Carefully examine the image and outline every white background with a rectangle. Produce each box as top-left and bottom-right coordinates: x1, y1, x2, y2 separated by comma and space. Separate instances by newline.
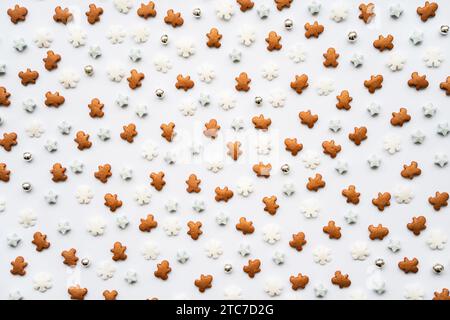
0, 0, 449, 300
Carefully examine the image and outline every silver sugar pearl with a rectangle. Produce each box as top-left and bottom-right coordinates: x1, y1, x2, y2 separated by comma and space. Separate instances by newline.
281, 164, 290, 175
160, 34, 169, 45
155, 89, 165, 99
440, 25, 449, 36
433, 263, 444, 274
0, 116, 4, 126
375, 258, 385, 268
192, 8, 201, 18
23, 152, 33, 162
22, 182, 32, 192
254, 96, 263, 105
347, 31, 358, 43
81, 258, 90, 267
224, 263, 233, 274
284, 18, 294, 30
84, 65, 94, 76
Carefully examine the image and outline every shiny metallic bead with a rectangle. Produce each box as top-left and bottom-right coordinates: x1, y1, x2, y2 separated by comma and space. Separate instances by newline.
284, 18, 294, 30
81, 258, 90, 267
192, 8, 201, 18
224, 263, 233, 274
84, 65, 94, 76
281, 164, 290, 175
23, 152, 33, 162
440, 25, 449, 35
254, 96, 263, 105
22, 182, 32, 192
160, 34, 169, 45
375, 258, 385, 268
433, 263, 444, 274
0, 116, 4, 126
347, 31, 358, 43
155, 89, 165, 99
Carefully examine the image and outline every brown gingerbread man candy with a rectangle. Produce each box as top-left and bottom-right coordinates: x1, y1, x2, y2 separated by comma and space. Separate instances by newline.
401, 161, 421, 179
43, 51, 61, 71
206, 28, 222, 48
428, 191, 449, 211
323, 221, 342, 239
175, 74, 194, 91
18, 68, 39, 86
51, 163, 67, 182
417, 1, 438, 22
215, 186, 233, 202
252, 114, 271, 130
348, 127, 368, 145
154, 260, 171, 280
398, 257, 419, 273
194, 275, 213, 292
0, 163, 11, 182
0, 132, 17, 151
290, 273, 309, 290
342, 185, 360, 204
331, 271, 351, 288
68, 285, 88, 300
204, 119, 220, 139
440, 76, 450, 95
7, 5, 28, 24
137, 2, 156, 19
275, 0, 292, 10
265, 31, 282, 51
187, 221, 203, 240
53, 6, 72, 24
236, 217, 255, 234
307, 173, 325, 191
10, 256, 27, 276
86, 4, 103, 24
186, 174, 201, 193
252, 162, 271, 178
150, 171, 166, 191
88, 98, 104, 118
237, 0, 254, 12
373, 34, 394, 51
235, 72, 251, 91
433, 289, 450, 300
160, 122, 175, 142
103, 290, 118, 300
227, 141, 242, 160
127, 69, 145, 89
104, 193, 122, 212
364, 75, 383, 93
336, 90, 352, 110
94, 164, 112, 183
289, 232, 307, 251
45, 91, 65, 107
164, 9, 183, 27
243, 259, 261, 278
111, 242, 127, 261
263, 196, 279, 215
0, 87, 11, 106
139, 214, 158, 232
304, 21, 324, 38
408, 72, 429, 90
61, 248, 78, 266
74, 131, 92, 150
299, 110, 318, 128
372, 192, 391, 211
407, 216, 426, 235
290, 74, 309, 94
391, 108, 411, 127
32, 232, 50, 251
120, 123, 138, 143
359, 3, 375, 23
284, 138, 303, 156
323, 48, 339, 68
368, 224, 389, 240
322, 140, 341, 158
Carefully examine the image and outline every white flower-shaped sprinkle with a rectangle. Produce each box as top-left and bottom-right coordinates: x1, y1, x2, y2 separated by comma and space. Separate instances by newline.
163, 217, 181, 236
236, 178, 254, 197
264, 278, 283, 297
301, 150, 321, 169
268, 89, 286, 108
75, 185, 93, 204
387, 53, 406, 71
141, 141, 159, 161
176, 40, 195, 58
96, 261, 116, 280
114, 0, 133, 14
58, 69, 80, 89
198, 64, 216, 83
300, 198, 320, 218
26, 121, 45, 138
33, 273, 53, 292
423, 47, 444, 68
134, 186, 152, 205
179, 100, 197, 116
141, 241, 160, 260
288, 44, 307, 63
107, 25, 127, 44
86, 216, 106, 236
153, 55, 172, 73
350, 242, 370, 260
131, 26, 149, 43
68, 26, 87, 47
34, 28, 53, 48
18, 209, 37, 228
313, 246, 332, 265
316, 78, 335, 96
383, 135, 401, 154
426, 230, 447, 250
238, 26, 256, 46
262, 224, 281, 244
216, 1, 235, 21
261, 62, 279, 81
218, 92, 236, 111
205, 240, 223, 259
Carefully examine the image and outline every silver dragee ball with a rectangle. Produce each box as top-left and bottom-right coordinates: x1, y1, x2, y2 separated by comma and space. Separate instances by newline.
348, 31, 358, 43
84, 65, 94, 76
192, 8, 201, 18
81, 258, 90, 267
284, 18, 294, 30
433, 263, 444, 274
23, 152, 33, 162
254, 96, 263, 106
160, 34, 169, 45
0, 116, 4, 126
440, 25, 449, 36
375, 258, 385, 268
22, 182, 32, 192
155, 89, 165, 99
224, 263, 233, 274
281, 164, 290, 175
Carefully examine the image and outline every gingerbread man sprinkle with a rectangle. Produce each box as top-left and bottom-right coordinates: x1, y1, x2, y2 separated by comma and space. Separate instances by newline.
194, 274, 213, 292
206, 28, 222, 48
243, 259, 261, 278
111, 242, 127, 261
265, 31, 282, 51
